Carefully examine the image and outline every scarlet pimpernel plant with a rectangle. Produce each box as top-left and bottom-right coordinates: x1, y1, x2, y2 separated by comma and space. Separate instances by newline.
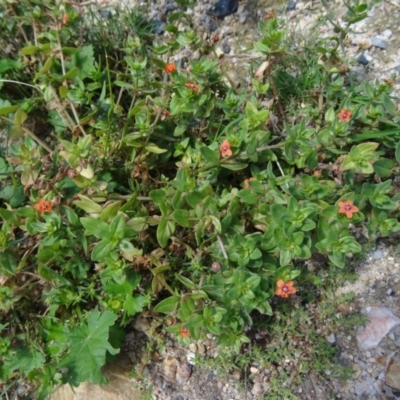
1, 0, 400, 397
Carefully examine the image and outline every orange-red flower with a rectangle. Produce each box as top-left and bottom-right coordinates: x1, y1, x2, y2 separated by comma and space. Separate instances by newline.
383, 78, 395, 86
219, 139, 232, 158
275, 280, 296, 298
62, 13, 69, 25
338, 200, 359, 218
264, 11, 276, 20
161, 109, 170, 120
165, 63, 176, 74
244, 177, 256, 188
184, 82, 199, 92
179, 327, 190, 338
34, 199, 53, 215
337, 108, 352, 123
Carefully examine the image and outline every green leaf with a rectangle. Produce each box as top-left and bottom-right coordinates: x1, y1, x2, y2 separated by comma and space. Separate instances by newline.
220, 160, 248, 171
74, 195, 103, 216
175, 274, 197, 290
154, 296, 180, 313
7, 345, 45, 374
109, 214, 125, 237
124, 295, 145, 316
149, 189, 166, 205
0, 185, 26, 207
60, 309, 119, 385
20, 45, 39, 55
0, 59, 23, 73
67, 45, 95, 78
186, 190, 208, 208
171, 209, 192, 227
91, 240, 115, 261
156, 218, 175, 247
373, 158, 394, 178
237, 189, 258, 205
200, 146, 219, 164
145, 143, 167, 154
0, 104, 20, 116
80, 217, 110, 239
0, 252, 18, 276
396, 141, 400, 165
126, 217, 148, 232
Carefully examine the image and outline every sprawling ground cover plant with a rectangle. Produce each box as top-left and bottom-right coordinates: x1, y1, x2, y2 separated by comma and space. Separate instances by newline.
0, 0, 399, 397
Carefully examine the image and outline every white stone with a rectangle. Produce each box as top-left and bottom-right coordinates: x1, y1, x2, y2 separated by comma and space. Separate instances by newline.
356, 307, 400, 350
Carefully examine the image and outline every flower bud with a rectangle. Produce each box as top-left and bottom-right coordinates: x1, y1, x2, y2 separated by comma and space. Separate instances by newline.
211, 262, 221, 272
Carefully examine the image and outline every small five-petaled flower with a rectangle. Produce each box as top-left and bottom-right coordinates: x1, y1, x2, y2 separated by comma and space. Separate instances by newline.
243, 177, 256, 188
337, 108, 352, 123
179, 327, 190, 338
219, 139, 232, 158
338, 200, 359, 218
34, 199, 53, 215
184, 82, 199, 92
275, 279, 296, 298
164, 63, 176, 74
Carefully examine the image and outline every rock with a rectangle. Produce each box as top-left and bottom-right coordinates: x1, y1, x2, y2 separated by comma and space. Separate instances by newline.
326, 334, 336, 344
100, 9, 113, 20
154, 20, 166, 35
207, 21, 218, 32
381, 29, 393, 39
215, 47, 224, 58
239, 11, 249, 24
162, 357, 178, 382
358, 54, 372, 66
371, 37, 387, 50
48, 354, 140, 400
187, 352, 196, 365
175, 361, 192, 384
251, 381, 263, 396
222, 43, 231, 54
207, 0, 238, 18
352, 363, 361, 379
354, 38, 372, 50
377, 356, 387, 366
373, 249, 383, 260
386, 356, 400, 390
286, 0, 297, 11
356, 307, 400, 350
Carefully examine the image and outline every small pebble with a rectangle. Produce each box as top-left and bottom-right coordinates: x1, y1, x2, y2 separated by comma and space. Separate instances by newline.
327, 334, 336, 344
222, 42, 231, 53
286, 0, 296, 11
208, 22, 218, 32
358, 54, 372, 65
381, 29, 392, 39
373, 249, 383, 260
371, 37, 387, 50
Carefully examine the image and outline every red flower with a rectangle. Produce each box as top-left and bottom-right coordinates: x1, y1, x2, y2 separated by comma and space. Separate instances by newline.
161, 109, 170, 120
184, 82, 199, 92
264, 11, 276, 20
219, 139, 232, 158
383, 78, 395, 86
34, 199, 53, 215
275, 280, 296, 298
179, 327, 190, 338
337, 108, 352, 123
338, 200, 359, 218
165, 63, 176, 74
62, 13, 69, 26
243, 177, 256, 188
